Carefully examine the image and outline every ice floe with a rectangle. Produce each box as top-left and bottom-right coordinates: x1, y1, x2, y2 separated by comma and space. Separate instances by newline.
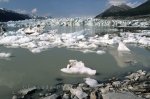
61, 60, 96, 75
118, 42, 130, 52
96, 50, 106, 55
0, 52, 11, 58
0, 18, 149, 55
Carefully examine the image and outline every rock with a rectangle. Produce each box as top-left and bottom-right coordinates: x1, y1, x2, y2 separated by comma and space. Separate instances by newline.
100, 87, 110, 94
84, 78, 98, 88
12, 95, 17, 99
112, 81, 121, 87
90, 91, 96, 99
82, 86, 91, 92
126, 73, 140, 81
62, 93, 70, 99
70, 87, 88, 99
72, 96, 79, 99
139, 75, 146, 81
102, 92, 144, 99
143, 81, 150, 87
78, 83, 87, 88
145, 94, 150, 99
137, 70, 146, 76
41, 94, 59, 99
18, 86, 37, 95
63, 84, 73, 91
39, 93, 45, 97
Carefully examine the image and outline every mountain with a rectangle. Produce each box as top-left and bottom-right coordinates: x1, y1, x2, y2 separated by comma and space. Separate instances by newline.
122, 0, 150, 17
0, 8, 31, 22
95, 4, 132, 18
95, 0, 150, 18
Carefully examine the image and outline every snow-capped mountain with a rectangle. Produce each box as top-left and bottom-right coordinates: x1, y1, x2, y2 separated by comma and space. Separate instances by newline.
95, 0, 150, 18
95, 4, 131, 18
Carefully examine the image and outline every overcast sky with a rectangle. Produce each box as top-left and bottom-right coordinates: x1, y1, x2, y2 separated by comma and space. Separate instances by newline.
0, 0, 147, 17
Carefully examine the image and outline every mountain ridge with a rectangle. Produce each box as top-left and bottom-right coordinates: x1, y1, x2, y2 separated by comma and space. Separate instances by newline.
95, 0, 150, 19
0, 8, 31, 22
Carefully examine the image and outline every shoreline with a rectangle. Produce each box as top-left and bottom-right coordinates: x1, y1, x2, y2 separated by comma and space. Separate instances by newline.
13, 70, 150, 99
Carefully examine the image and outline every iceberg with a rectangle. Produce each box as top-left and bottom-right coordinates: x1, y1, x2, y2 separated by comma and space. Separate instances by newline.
61, 60, 96, 75
118, 42, 130, 52
96, 50, 106, 55
0, 52, 11, 58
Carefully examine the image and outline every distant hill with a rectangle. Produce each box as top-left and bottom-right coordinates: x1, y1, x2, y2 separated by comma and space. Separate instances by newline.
95, 4, 131, 18
0, 8, 31, 22
95, 0, 150, 18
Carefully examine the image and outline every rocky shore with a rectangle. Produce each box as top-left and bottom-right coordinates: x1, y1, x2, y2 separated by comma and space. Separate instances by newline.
12, 70, 150, 99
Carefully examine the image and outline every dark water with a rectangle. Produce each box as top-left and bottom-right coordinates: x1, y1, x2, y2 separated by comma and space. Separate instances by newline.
0, 45, 150, 99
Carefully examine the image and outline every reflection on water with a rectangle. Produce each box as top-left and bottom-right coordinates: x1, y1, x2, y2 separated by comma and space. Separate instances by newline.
50, 26, 117, 34
109, 46, 137, 68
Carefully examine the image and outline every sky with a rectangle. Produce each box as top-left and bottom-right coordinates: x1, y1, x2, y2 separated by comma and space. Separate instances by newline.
0, 0, 147, 17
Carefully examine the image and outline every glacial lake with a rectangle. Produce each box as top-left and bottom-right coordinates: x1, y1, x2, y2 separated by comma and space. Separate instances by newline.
0, 45, 150, 99
0, 25, 150, 99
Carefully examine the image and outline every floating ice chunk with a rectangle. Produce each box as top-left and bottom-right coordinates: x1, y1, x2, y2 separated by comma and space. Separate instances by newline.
96, 50, 106, 55
118, 42, 130, 52
0, 52, 11, 58
139, 38, 150, 45
76, 35, 85, 40
103, 34, 109, 40
70, 87, 88, 99
61, 60, 96, 75
15, 37, 31, 44
24, 28, 35, 34
81, 49, 95, 53
20, 42, 37, 48
30, 48, 43, 53
84, 78, 98, 87
23, 26, 43, 34
0, 36, 19, 45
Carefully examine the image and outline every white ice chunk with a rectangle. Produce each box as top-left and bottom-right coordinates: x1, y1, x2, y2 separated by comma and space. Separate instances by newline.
61, 60, 96, 75
118, 42, 130, 52
96, 50, 106, 55
81, 49, 95, 53
0, 36, 19, 45
0, 52, 11, 58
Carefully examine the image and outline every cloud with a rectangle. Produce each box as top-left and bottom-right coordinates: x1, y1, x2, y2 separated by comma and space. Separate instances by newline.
31, 8, 37, 14
108, 0, 146, 8
0, 0, 9, 2
108, 0, 128, 6
127, 2, 142, 8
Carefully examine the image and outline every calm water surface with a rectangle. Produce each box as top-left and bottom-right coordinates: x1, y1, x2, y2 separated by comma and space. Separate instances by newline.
0, 46, 150, 99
